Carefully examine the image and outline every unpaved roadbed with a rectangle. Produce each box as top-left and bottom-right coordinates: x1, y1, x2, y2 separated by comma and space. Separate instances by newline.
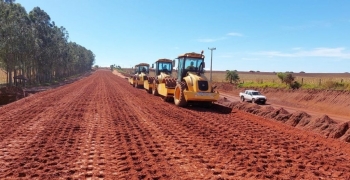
0, 70, 349, 179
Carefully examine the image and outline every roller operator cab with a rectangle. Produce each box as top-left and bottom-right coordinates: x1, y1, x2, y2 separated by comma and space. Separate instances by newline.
129, 63, 149, 88
144, 59, 173, 94
174, 51, 220, 107
148, 59, 177, 101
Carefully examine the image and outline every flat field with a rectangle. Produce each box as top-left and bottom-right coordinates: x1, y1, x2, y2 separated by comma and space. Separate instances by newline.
123, 68, 350, 85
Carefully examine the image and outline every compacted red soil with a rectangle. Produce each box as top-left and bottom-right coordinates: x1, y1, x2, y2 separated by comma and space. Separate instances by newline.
0, 70, 350, 179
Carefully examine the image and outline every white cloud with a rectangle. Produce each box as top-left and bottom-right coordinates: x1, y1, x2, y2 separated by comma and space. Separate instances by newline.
227, 32, 243, 37
257, 47, 350, 59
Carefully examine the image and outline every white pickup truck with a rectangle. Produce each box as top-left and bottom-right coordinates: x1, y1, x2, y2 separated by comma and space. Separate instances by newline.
239, 90, 267, 104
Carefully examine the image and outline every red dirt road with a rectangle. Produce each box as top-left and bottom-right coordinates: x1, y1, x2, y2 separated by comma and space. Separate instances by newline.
1, 70, 350, 179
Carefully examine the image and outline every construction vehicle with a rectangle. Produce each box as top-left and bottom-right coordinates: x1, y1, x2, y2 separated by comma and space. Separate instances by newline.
128, 63, 150, 88
145, 59, 176, 100
172, 51, 220, 107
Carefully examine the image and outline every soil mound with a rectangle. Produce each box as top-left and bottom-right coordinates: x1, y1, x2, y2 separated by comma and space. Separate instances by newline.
329, 122, 350, 139
257, 106, 275, 116
214, 98, 238, 114
214, 82, 235, 92
216, 100, 350, 143
0, 86, 25, 105
339, 128, 350, 142
264, 107, 291, 121
286, 111, 311, 127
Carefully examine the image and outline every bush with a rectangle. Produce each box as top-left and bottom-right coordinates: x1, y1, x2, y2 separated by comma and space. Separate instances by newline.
323, 80, 344, 90
290, 81, 302, 89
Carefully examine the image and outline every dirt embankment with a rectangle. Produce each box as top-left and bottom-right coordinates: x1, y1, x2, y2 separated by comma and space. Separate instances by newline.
214, 83, 350, 117
214, 82, 350, 143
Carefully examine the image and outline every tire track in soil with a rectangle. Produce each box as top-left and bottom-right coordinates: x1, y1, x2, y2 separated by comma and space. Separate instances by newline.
0, 74, 96, 179
110, 71, 350, 179
0, 70, 350, 179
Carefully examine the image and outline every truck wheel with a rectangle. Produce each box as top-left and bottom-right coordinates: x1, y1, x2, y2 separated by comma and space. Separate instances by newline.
174, 82, 187, 107
241, 96, 245, 102
152, 82, 158, 96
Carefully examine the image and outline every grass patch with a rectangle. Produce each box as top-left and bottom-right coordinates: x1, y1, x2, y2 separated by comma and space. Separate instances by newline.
238, 82, 287, 89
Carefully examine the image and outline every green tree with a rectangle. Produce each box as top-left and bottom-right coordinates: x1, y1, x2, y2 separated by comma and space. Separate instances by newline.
276, 72, 300, 89
0, 1, 95, 86
225, 70, 240, 84
284, 73, 295, 85
277, 72, 287, 83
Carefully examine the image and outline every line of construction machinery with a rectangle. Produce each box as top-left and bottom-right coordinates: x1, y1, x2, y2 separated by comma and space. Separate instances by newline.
128, 51, 219, 107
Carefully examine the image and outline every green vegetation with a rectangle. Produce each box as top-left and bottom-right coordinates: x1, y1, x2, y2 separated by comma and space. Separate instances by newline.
0, 1, 95, 86
238, 81, 287, 88
110, 64, 122, 71
225, 70, 240, 84
276, 72, 301, 89
237, 79, 350, 90
208, 70, 350, 91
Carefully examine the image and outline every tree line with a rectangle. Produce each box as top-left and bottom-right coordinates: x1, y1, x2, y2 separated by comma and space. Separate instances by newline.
0, 0, 95, 86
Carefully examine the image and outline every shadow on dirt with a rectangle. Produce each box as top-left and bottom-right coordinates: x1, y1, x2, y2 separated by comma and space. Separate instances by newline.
184, 97, 235, 114
186, 103, 233, 114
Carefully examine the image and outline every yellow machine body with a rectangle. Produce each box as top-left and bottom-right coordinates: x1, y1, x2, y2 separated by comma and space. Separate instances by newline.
156, 73, 176, 98
147, 59, 176, 98
129, 63, 150, 88
173, 51, 220, 107
181, 72, 219, 102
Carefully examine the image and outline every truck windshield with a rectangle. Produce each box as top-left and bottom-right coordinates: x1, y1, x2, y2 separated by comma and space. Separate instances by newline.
252, 92, 261, 95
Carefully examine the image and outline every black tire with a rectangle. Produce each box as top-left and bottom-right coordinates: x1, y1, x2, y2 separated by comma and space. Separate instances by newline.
241, 96, 245, 102
152, 82, 158, 96
174, 82, 187, 107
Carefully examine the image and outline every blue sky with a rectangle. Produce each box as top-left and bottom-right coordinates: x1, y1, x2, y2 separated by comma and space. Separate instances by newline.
19, 0, 350, 73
